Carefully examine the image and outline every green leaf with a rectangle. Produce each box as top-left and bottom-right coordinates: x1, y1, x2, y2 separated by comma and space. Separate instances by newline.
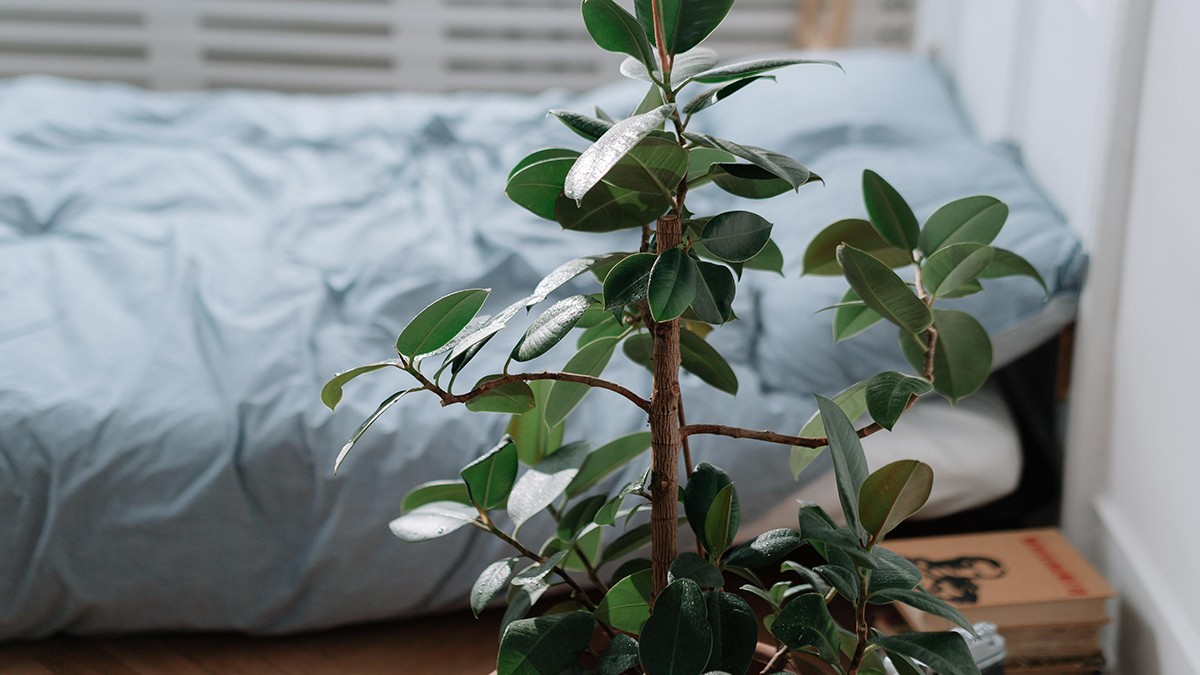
701, 211, 773, 263
771, 593, 841, 665
597, 634, 641, 675
557, 495, 608, 542
506, 381, 564, 466
388, 502, 478, 542
512, 295, 594, 362
649, 247, 700, 321
791, 380, 868, 479
507, 441, 590, 528
833, 288, 884, 342
595, 476, 647, 526
396, 289, 491, 359
322, 360, 402, 412
563, 524, 605, 572
837, 244, 932, 335
899, 309, 992, 403
919, 195, 1008, 255
460, 436, 519, 510
400, 480, 471, 513
595, 569, 654, 633
690, 260, 737, 325
871, 587, 974, 633
578, 314, 625, 347
564, 104, 676, 202
566, 431, 652, 497
499, 581, 546, 639
669, 552, 725, 588
601, 522, 655, 564
865, 371, 933, 431
582, 0, 656, 70
690, 57, 841, 84
859, 460, 933, 543
333, 388, 415, 473
544, 336, 620, 428
604, 137, 689, 203
742, 239, 785, 275
866, 547, 923, 597
979, 247, 1047, 294
506, 149, 580, 221
795, 505, 876, 569
683, 76, 774, 115
497, 611, 596, 675
638, 579, 713, 675
554, 180, 667, 232
870, 633, 981, 675
722, 529, 804, 569
815, 559, 859, 604
684, 132, 811, 190
803, 218, 912, 276
634, 0, 734, 55
704, 483, 739, 558
704, 592, 757, 675
816, 394, 869, 538
466, 378, 537, 414
471, 557, 518, 617
687, 147, 738, 183
684, 463, 733, 552
603, 252, 656, 309
548, 109, 612, 143
862, 170, 919, 252
512, 550, 568, 587
705, 163, 798, 199
680, 328, 739, 395
922, 243, 995, 298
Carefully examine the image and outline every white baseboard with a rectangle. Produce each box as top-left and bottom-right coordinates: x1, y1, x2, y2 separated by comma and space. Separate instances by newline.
1094, 496, 1200, 674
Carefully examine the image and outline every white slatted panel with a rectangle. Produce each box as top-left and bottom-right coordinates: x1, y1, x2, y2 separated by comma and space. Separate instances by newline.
0, 0, 810, 92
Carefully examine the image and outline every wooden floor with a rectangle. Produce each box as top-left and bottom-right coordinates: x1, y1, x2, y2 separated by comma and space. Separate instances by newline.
0, 610, 502, 674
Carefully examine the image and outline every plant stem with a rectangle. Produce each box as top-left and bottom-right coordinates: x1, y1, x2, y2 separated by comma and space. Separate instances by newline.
760, 645, 790, 675
846, 571, 872, 675
408, 367, 651, 412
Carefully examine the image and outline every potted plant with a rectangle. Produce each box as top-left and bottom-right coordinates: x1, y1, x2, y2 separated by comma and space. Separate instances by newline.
322, 0, 1042, 672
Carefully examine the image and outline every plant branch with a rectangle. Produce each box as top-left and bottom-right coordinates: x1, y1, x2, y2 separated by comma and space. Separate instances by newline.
760, 645, 791, 675
847, 571, 871, 675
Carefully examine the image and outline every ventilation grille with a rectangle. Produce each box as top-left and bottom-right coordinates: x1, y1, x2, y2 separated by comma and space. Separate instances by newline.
0, 0, 808, 92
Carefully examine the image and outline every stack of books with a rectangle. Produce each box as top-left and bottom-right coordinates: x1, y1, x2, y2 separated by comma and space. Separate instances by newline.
885, 528, 1113, 674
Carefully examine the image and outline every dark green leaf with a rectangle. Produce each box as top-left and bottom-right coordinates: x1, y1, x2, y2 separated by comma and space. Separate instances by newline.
595, 569, 654, 633
548, 109, 613, 142
705, 162, 800, 199
701, 211, 773, 263
865, 371, 933, 431
862, 170, 919, 252
595, 479, 645, 526
333, 388, 415, 473
870, 633, 981, 675
638, 579, 713, 675
780, 561, 831, 596
680, 328, 739, 395
683, 76, 774, 115
601, 522, 656, 564
723, 529, 803, 569
871, 587, 974, 633
690, 57, 841, 84
604, 252, 656, 309
684, 132, 811, 189
815, 395, 869, 538
791, 380, 867, 479
507, 441, 590, 528
979, 247, 1047, 294
566, 432, 652, 497
899, 309, 992, 403
321, 360, 402, 411
859, 461, 933, 543
557, 495, 608, 541
814, 560, 859, 603
388, 502, 478, 542
623, 332, 654, 370
396, 288, 491, 359
687, 147, 738, 182
577, 315, 625, 347
833, 288, 884, 342
704, 592, 757, 675
837, 244, 932, 335
611, 558, 653, 587
597, 634, 641, 675
796, 505, 875, 569
866, 548, 923, 596
512, 295, 594, 362
471, 557, 518, 617
685, 463, 733, 552
499, 582, 547, 639
634, 0, 734, 55
803, 218, 912, 276
581, 0, 656, 69
544, 336, 620, 427
605, 137, 689, 202
704, 483, 739, 557
771, 593, 841, 665
690, 260, 737, 324
497, 611, 596, 675
565, 104, 676, 202
466, 379, 537, 414
939, 279, 983, 299
919, 195, 1008, 255
921, 243, 995, 299
649, 247, 700, 321
400, 480, 471, 513
669, 552, 725, 588
506, 149, 580, 221
461, 436, 519, 510
555, 180, 666, 232
512, 550, 568, 587
742, 238, 785, 275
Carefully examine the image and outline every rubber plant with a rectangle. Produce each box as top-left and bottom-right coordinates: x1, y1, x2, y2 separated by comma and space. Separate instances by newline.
322, 1, 1043, 673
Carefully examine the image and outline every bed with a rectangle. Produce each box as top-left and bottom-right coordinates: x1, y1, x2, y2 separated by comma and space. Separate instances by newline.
0, 27, 1085, 640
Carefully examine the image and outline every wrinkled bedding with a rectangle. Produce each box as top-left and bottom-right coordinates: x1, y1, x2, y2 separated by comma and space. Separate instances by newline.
0, 52, 1085, 638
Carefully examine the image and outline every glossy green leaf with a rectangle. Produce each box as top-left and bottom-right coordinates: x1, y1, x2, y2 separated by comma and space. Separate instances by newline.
649, 247, 700, 321
601, 522, 655, 563
566, 431, 652, 497
604, 137, 689, 202
834, 288, 884, 342
506, 441, 590, 528
687, 147, 738, 182
497, 611, 596, 675
597, 634, 641, 675
865, 371, 933, 431
815, 558, 859, 603
704, 483, 740, 557
866, 547, 923, 596
634, 0, 734, 55
471, 557, 518, 617
919, 195, 1008, 255
544, 336, 620, 428
862, 170, 919, 252
900, 309, 992, 403
506, 149, 580, 221
704, 592, 757, 675
771, 593, 841, 665
512, 295, 594, 362
741, 238, 784, 275
603, 252, 656, 309
980, 247, 1047, 294
638, 579, 713, 675
859, 460, 933, 542
548, 109, 613, 142
791, 380, 867, 479
689, 260, 737, 324
700, 211, 773, 263
870, 632, 981, 675
557, 495, 607, 542
498, 581, 546, 639
333, 388, 415, 474
837, 244, 932, 335
679, 329, 739, 395
512, 550, 568, 587
816, 394, 869, 538
396, 288, 490, 359
466, 378, 537, 414
682, 76, 774, 115
622, 332, 654, 370
722, 528, 803, 569
563, 523, 605, 572
795, 505, 876, 569
690, 57, 841, 84
669, 552, 725, 587
582, 0, 656, 70
554, 180, 667, 232
460, 437, 519, 510
577, 315, 625, 347
594, 481, 640, 526
400, 480, 471, 513
388, 502, 478, 543
871, 587, 974, 633
922, 243, 995, 298
705, 163, 799, 199
507, 380, 564, 466
321, 360, 403, 411
803, 218, 912, 276
684, 463, 733, 552
595, 569, 654, 633
564, 104, 675, 202
684, 132, 811, 190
